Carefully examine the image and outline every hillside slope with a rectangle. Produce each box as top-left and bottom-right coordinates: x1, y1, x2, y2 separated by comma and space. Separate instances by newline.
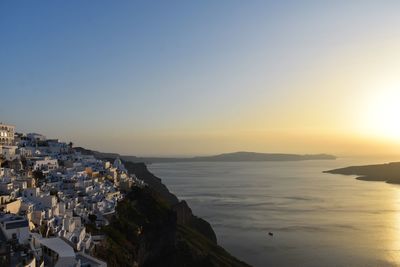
76, 147, 250, 266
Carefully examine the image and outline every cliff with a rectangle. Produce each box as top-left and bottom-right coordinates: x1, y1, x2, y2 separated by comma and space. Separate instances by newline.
76, 147, 249, 266
123, 161, 179, 206
94, 187, 249, 267
123, 161, 218, 244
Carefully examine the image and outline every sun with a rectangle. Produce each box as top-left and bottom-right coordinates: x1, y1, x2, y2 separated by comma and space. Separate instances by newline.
362, 87, 400, 141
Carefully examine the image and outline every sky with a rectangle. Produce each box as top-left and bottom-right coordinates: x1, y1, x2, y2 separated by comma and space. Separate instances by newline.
2, 1, 400, 156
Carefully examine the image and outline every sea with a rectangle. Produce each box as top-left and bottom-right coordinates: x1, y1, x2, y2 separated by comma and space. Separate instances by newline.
148, 156, 400, 267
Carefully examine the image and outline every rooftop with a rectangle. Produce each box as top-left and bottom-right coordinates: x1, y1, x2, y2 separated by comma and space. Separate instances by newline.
36, 237, 75, 258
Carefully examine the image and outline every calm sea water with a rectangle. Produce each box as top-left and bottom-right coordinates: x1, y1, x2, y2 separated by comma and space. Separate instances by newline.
149, 157, 400, 267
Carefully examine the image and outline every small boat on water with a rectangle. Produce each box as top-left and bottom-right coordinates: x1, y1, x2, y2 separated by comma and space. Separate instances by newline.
268, 232, 274, 236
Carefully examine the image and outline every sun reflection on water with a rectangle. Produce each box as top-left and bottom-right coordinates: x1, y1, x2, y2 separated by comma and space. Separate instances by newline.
385, 188, 400, 265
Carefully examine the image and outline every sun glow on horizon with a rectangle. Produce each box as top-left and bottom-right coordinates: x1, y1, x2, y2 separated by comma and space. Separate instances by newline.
361, 86, 400, 142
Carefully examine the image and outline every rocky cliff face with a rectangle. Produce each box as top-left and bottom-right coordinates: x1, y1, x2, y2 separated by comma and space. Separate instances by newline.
124, 162, 179, 205
173, 200, 217, 244
76, 147, 250, 266
94, 186, 249, 267
124, 162, 218, 244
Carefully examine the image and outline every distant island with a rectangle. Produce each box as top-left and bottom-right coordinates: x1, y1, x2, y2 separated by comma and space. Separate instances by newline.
325, 162, 400, 184
119, 151, 336, 164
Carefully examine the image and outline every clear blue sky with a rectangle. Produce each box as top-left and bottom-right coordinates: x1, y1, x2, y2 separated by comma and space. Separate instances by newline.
2, 1, 400, 156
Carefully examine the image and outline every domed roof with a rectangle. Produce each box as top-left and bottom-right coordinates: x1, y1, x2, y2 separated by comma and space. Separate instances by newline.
113, 158, 126, 172
114, 157, 122, 166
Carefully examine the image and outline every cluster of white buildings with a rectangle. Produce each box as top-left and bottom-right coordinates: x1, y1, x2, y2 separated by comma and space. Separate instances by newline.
0, 123, 144, 267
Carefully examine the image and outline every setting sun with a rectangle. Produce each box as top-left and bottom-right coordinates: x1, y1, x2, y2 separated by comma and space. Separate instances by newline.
362, 87, 400, 141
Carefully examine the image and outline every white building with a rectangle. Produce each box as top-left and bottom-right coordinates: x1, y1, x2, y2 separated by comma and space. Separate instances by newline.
47, 139, 68, 154
0, 145, 17, 160
27, 133, 46, 142
31, 234, 79, 267
0, 123, 15, 146
33, 157, 59, 172
59, 215, 92, 251
23, 188, 58, 214
0, 213, 30, 244
18, 147, 33, 157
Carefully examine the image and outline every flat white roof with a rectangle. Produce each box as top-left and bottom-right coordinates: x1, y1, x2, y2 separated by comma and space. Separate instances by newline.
37, 237, 75, 258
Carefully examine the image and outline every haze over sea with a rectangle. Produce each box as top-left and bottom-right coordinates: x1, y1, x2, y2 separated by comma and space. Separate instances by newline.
149, 156, 400, 267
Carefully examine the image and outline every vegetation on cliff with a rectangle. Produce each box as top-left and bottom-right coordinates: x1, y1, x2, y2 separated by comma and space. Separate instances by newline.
94, 186, 250, 267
